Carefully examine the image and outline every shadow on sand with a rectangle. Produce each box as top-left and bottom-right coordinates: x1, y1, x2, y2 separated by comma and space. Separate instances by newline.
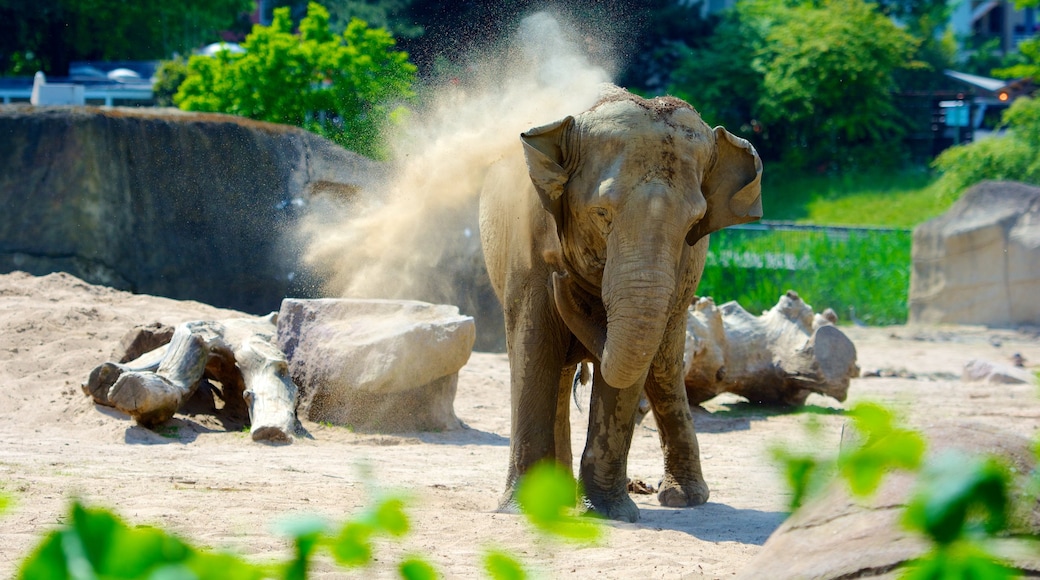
630, 502, 787, 545
692, 402, 846, 434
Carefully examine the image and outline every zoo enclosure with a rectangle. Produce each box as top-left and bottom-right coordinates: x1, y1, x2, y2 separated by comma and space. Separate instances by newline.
700, 222, 913, 326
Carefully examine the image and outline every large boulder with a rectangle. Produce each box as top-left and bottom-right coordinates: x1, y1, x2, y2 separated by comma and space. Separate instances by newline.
737, 422, 1040, 579
909, 181, 1040, 327
276, 298, 474, 432
0, 106, 378, 314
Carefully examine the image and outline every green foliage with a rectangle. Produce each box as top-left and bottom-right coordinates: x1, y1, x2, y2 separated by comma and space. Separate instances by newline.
670, 0, 918, 170
14, 462, 604, 578
0, 0, 253, 75
773, 401, 1036, 578
931, 97, 1040, 203
483, 550, 527, 580
771, 403, 923, 510
175, 2, 417, 158
993, 37, 1040, 82
153, 58, 190, 108
903, 452, 1009, 545
699, 226, 912, 326
515, 461, 602, 542
399, 557, 439, 580
18, 501, 239, 580
837, 402, 925, 496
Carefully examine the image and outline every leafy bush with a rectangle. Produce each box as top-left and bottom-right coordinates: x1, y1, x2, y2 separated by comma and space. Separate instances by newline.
175, 2, 417, 159
699, 226, 912, 325
152, 58, 190, 108
14, 460, 599, 579
931, 97, 1040, 203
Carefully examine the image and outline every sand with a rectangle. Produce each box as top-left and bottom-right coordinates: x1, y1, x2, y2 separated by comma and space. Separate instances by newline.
1, 270, 1038, 579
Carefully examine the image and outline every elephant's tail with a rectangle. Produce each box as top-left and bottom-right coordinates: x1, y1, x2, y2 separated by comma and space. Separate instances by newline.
571, 362, 591, 413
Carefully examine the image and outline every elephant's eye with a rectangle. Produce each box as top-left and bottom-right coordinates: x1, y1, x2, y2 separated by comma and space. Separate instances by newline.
589, 206, 613, 234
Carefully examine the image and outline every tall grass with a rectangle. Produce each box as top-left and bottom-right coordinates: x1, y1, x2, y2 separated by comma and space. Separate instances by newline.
699, 225, 913, 326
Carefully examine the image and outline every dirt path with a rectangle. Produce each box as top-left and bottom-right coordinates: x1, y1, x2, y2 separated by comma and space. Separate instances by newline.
1, 272, 1038, 578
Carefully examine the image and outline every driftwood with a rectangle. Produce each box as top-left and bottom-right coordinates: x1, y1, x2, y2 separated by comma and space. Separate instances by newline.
684, 291, 859, 406
84, 314, 299, 443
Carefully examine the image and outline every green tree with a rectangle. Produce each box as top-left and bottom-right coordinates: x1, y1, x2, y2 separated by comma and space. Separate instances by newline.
670, 0, 919, 170
265, 0, 423, 40
0, 0, 253, 76
994, 37, 1040, 82
175, 2, 417, 158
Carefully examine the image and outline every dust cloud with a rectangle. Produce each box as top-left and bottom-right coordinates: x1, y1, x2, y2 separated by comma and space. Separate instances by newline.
301, 12, 613, 317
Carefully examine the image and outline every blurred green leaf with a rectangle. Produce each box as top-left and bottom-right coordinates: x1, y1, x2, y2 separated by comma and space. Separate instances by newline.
771, 449, 829, 511
483, 549, 527, 580
99, 525, 191, 577
903, 451, 1010, 545
398, 556, 438, 580
900, 540, 1015, 580
515, 462, 601, 542
331, 521, 375, 567
372, 498, 410, 537
274, 514, 329, 580
184, 551, 267, 580
17, 531, 67, 580
838, 403, 924, 496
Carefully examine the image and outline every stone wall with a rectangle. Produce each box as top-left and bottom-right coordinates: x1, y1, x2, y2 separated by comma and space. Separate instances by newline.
0, 106, 378, 314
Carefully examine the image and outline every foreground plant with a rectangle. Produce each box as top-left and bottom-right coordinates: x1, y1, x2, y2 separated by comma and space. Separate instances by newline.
15, 460, 601, 579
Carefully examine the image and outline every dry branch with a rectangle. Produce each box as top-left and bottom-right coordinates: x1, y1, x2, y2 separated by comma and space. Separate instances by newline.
84, 315, 298, 442
684, 291, 859, 406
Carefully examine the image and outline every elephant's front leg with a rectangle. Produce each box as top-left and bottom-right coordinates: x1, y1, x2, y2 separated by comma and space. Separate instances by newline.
579, 365, 644, 523
645, 322, 710, 507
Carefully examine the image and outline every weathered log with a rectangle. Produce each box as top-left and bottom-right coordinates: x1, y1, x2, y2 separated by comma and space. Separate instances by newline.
84, 315, 299, 442
684, 291, 859, 406
223, 315, 298, 443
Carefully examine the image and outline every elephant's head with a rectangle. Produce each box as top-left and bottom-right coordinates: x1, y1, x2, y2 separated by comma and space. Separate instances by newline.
522, 87, 762, 389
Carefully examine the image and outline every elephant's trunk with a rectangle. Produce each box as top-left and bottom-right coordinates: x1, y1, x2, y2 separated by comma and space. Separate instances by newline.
599, 250, 677, 389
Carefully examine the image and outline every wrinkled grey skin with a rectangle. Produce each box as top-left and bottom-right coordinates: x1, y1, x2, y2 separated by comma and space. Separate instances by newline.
479, 86, 763, 522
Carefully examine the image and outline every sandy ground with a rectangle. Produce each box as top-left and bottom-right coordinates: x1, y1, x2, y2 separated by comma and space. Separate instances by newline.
1, 271, 1039, 579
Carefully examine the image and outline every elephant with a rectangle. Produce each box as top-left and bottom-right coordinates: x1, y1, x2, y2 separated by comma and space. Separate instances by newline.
479, 85, 762, 522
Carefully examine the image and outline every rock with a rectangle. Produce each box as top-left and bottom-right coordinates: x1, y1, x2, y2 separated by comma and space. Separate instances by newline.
276, 298, 474, 432
0, 106, 378, 314
963, 358, 1036, 385
910, 181, 1040, 327
737, 422, 1040, 579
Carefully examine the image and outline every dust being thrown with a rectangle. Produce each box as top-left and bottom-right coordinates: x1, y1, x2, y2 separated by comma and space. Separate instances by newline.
301, 11, 613, 309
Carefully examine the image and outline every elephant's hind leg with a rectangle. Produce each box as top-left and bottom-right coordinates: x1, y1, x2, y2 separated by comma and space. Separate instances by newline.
645, 370, 709, 507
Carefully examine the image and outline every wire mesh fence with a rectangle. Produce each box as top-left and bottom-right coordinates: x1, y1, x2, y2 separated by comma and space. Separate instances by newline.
699, 221, 913, 326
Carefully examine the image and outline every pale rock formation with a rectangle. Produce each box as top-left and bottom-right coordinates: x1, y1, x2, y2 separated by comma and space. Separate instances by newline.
276, 298, 475, 432
910, 181, 1040, 327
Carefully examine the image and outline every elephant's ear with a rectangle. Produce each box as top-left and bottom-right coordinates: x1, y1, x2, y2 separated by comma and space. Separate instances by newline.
686, 127, 763, 246
521, 116, 574, 237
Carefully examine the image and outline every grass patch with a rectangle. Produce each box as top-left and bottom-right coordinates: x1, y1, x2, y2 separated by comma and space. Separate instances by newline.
700, 226, 912, 325
762, 165, 948, 227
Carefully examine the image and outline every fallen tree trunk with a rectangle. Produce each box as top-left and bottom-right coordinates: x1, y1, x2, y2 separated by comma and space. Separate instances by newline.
684, 291, 859, 406
84, 314, 299, 443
